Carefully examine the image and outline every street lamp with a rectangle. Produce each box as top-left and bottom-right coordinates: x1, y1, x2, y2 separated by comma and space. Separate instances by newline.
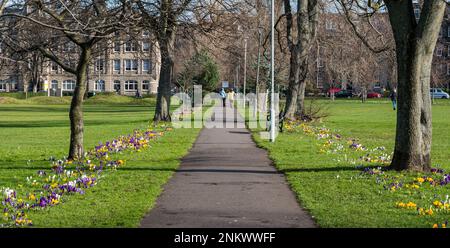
270, 0, 276, 143
243, 37, 247, 105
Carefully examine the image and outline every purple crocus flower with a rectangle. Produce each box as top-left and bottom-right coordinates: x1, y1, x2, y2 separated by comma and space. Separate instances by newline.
37, 170, 46, 176
39, 197, 48, 208
431, 168, 445, 174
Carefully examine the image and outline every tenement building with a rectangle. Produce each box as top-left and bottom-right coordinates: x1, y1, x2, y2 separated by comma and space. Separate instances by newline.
0, 30, 160, 96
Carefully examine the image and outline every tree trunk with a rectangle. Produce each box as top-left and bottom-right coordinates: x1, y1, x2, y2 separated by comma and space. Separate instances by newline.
68, 47, 91, 160
386, 0, 445, 171
282, 0, 317, 120
296, 80, 306, 117
153, 39, 174, 122
284, 47, 301, 119
284, 51, 308, 119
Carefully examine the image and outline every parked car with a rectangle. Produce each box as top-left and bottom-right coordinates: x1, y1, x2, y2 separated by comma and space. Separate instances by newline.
335, 90, 353, 98
367, 92, 382, 98
430, 88, 449, 99
327, 88, 341, 95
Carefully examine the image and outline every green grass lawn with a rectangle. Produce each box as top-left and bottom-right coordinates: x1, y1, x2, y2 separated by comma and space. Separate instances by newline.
0, 100, 202, 227
247, 98, 450, 228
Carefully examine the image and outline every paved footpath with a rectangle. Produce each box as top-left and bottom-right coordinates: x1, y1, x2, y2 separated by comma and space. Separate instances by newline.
140, 103, 316, 228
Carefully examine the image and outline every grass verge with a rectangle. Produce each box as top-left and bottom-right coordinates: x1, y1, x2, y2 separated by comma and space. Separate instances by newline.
0, 103, 201, 227
244, 99, 450, 228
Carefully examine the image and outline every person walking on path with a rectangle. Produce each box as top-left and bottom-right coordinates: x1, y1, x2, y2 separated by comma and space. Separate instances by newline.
390, 88, 397, 110
227, 89, 235, 107
219, 88, 226, 107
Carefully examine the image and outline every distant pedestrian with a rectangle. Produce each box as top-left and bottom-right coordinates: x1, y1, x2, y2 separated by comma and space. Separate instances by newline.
390, 88, 397, 110
135, 90, 142, 99
219, 88, 226, 107
227, 89, 235, 107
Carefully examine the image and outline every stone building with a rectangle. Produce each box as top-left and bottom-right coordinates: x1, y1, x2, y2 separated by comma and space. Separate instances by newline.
314, 11, 395, 93
0, 29, 161, 96
42, 32, 160, 96
313, 3, 450, 93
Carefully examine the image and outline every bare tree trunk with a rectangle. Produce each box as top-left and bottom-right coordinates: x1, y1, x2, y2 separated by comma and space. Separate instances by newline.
284, 47, 300, 119
284, 49, 311, 120
386, 0, 445, 171
282, 0, 318, 120
154, 39, 174, 122
296, 80, 306, 116
68, 47, 91, 160
361, 87, 367, 103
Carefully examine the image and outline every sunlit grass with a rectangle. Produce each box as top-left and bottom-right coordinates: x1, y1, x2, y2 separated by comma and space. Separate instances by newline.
248, 98, 450, 228
0, 103, 201, 227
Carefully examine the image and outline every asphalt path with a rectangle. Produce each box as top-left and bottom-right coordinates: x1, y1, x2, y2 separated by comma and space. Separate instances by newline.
140, 103, 316, 227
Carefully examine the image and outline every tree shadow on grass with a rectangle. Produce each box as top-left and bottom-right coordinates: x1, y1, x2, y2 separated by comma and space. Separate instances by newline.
0, 106, 69, 113
0, 106, 153, 113
0, 166, 177, 175
176, 168, 280, 174
279, 165, 382, 173
0, 119, 148, 128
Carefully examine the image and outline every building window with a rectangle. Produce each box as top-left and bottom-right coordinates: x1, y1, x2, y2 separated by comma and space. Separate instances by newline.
125, 60, 131, 71
51, 62, 58, 71
437, 46, 443, 57
125, 80, 138, 91
113, 59, 121, 72
63, 43, 75, 52
143, 80, 150, 90
325, 20, 335, 31
142, 41, 150, 52
0, 81, 5, 91
95, 79, 105, 92
114, 42, 121, 52
414, 7, 420, 20
10, 82, 17, 91
95, 59, 105, 72
125, 59, 138, 71
51, 80, 58, 90
114, 80, 121, 92
62, 80, 76, 91
125, 41, 137, 52
142, 59, 151, 72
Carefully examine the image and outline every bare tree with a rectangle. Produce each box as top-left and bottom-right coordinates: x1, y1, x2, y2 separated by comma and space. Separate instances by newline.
315, 10, 394, 102
280, 0, 319, 120
337, 0, 447, 171
136, 0, 196, 122
1, 0, 136, 159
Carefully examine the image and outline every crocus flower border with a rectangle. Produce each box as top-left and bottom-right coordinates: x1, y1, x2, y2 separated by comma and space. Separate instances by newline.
1, 124, 173, 227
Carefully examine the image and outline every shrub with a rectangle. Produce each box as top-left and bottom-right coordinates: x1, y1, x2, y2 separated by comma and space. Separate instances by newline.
0, 97, 22, 104
26, 96, 71, 105
0, 92, 47, 99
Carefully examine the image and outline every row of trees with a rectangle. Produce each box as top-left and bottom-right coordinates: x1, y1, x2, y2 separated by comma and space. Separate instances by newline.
0, 0, 447, 172
277, 0, 447, 171
0, 0, 241, 160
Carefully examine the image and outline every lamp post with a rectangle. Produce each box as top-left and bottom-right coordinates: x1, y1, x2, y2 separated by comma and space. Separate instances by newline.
243, 37, 247, 105
270, 0, 276, 143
